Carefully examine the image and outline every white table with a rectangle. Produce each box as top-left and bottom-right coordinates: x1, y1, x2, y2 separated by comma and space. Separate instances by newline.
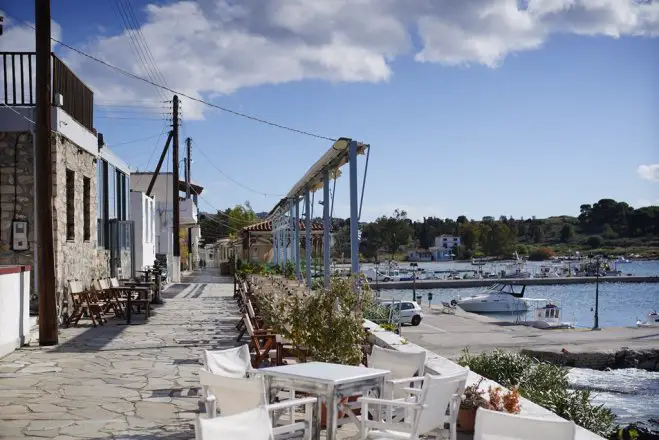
261, 362, 390, 440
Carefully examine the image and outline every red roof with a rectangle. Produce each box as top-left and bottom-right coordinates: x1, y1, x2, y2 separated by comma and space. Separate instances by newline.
242, 219, 324, 232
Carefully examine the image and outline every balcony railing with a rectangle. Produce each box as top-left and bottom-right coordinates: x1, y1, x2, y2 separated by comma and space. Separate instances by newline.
1, 52, 94, 131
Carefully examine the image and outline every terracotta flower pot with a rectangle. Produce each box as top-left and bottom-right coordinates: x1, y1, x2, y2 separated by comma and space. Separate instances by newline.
457, 407, 478, 433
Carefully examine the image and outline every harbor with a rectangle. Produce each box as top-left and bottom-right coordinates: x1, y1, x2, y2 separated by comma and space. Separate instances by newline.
400, 306, 659, 371
373, 275, 659, 289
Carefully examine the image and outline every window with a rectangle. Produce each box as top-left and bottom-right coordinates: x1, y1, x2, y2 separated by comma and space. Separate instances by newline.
97, 160, 107, 248
66, 169, 75, 241
83, 177, 91, 241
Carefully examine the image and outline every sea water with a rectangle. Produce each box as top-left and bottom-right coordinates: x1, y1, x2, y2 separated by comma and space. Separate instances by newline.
377, 260, 659, 425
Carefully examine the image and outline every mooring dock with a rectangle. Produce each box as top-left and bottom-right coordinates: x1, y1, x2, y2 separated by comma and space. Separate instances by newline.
401, 307, 659, 371
376, 276, 659, 289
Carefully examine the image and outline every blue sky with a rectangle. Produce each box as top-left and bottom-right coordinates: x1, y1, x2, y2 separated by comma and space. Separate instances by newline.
2, 1, 658, 221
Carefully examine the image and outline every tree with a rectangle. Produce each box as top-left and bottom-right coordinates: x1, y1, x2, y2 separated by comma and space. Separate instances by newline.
586, 235, 603, 249
559, 224, 574, 243
225, 202, 257, 236
374, 210, 414, 257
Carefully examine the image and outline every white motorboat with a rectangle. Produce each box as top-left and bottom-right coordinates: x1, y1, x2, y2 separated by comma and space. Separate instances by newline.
637, 311, 659, 328
523, 301, 574, 329
454, 284, 529, 313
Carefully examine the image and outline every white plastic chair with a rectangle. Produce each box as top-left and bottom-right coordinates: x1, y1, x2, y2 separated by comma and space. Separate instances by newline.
359, 370, 469, 440
196, 406, 273, 440
368, 345, 427, 400
198, 369, 316, 440
202, 345, 252, 377
474, 407, 576, 440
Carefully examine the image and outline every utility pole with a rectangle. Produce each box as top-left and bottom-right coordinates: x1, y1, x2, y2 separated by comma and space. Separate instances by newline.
185, 137, 191, 199
185, 137, 192, 269
172, 95, 181, 282
35, 0, 58, 345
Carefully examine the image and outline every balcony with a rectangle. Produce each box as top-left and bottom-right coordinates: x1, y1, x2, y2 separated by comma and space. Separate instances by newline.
1, 52, 94, 132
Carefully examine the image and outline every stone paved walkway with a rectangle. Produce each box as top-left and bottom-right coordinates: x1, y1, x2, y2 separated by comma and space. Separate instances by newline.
0, 270, 241, 440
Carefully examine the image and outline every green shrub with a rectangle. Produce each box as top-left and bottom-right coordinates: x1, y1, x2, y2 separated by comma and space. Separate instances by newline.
458, 349, 617, 437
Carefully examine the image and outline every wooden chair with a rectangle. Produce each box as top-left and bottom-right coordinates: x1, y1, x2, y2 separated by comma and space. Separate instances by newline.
92, 279, 124, 318
109, 277, 152, 319
65, 280, 106, 327
244, 314, 282, 367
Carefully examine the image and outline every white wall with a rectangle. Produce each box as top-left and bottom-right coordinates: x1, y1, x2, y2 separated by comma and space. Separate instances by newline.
130, 191, 156, 271
0, 267, 31, 359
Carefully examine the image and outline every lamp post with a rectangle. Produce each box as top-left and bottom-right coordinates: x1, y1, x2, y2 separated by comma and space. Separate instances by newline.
374, 256, 380, 295
411, 262, 418, 302
590, 253, 601, 331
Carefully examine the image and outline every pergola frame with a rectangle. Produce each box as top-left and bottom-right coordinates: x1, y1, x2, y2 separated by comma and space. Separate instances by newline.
267, 138, 369, 290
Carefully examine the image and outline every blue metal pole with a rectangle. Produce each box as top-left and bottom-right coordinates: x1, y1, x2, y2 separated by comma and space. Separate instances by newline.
295, 200, 301, 280
323, 169, 331, 288
349, 140, 360, 281
289, 202, 295, 270
282, 215, 287, 270
305, 189, 312, 288
272, 225, 279, 266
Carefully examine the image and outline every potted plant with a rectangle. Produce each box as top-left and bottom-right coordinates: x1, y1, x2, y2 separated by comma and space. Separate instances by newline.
458, 379, 522, 433
458, 378, 489, 433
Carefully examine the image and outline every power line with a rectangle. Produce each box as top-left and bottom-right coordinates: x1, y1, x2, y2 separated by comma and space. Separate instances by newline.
194, 144, 285, 197
15, 18, 337, 142
0, 102, 36, 125
106, 130, 169, 148
112, 0, 168, 102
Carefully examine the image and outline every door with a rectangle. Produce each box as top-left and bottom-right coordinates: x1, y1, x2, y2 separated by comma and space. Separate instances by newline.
109, 219, 135, 279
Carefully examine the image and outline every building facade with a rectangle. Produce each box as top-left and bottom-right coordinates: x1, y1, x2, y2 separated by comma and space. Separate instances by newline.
429, 234, 461, 261
0, 52, 132, 317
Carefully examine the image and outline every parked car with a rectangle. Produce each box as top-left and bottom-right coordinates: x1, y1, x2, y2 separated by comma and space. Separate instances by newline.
381, 300, 423, 326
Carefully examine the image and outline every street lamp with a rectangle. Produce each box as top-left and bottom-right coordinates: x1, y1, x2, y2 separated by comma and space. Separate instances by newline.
411, 262, 418, 302
589, 253, 601, 331
374, 255, 380, 295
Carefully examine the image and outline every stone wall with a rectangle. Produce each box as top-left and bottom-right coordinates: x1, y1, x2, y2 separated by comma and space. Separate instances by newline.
52, 134, 110, 315
0, 132, 36, 310
0, 132, 35, 267
521, 348, 659, 372
0, 131, 110, 318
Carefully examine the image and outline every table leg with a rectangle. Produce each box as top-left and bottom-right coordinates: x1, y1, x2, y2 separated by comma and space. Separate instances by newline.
326, 393, 339, 440
313, 396, 323, 440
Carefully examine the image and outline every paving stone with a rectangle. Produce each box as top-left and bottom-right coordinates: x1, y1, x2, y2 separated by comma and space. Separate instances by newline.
0, 272, 241, 439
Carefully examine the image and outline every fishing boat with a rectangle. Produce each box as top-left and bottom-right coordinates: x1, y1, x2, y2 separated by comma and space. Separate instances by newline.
453, 283, 529, 313
522, 300, 574, 329
636, 311, 659, 328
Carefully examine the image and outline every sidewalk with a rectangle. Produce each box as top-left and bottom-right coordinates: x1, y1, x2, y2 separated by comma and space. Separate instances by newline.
0, 270, 240, 440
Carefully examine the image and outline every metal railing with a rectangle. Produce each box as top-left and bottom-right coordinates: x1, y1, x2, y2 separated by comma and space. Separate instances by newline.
1, 52, 94, 131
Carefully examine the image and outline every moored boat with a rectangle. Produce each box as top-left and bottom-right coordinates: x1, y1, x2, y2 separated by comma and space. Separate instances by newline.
453, 283, 529, 313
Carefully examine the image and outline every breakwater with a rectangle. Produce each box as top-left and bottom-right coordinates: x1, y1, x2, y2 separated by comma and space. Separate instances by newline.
521, 348, 659, 372
374, 275, 659, 289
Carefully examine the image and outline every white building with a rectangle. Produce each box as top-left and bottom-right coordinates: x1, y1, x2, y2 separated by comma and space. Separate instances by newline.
429, 235, 461, 261
130, 172, 204, 282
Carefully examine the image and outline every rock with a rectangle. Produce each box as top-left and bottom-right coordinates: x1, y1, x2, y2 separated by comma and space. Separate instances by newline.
616, 419, 659, 440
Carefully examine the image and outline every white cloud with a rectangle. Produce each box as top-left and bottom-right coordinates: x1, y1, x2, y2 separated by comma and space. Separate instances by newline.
637, 164, 659, 181
3, 1, 659, 119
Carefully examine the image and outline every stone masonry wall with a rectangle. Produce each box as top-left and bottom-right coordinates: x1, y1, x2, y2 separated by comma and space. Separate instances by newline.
0, 132, 35, 269
0, 131, 110, 319
51, 134, 110, 316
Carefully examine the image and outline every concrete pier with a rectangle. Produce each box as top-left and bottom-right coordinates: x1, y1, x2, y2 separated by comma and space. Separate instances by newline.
401, 307, 659, 371
374, 275, 659, 289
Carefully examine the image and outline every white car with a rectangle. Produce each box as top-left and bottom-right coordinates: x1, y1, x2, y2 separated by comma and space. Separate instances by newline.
382, 300, 423, 326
